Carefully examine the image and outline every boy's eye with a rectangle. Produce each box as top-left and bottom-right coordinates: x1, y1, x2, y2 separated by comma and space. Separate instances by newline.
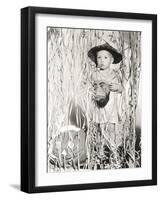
97, 56, 108, 59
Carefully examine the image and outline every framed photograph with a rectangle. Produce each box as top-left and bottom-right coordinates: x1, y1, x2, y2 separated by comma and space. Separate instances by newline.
21, 6, 157, 193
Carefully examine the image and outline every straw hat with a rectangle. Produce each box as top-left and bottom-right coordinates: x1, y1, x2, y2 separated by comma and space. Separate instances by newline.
88, 42, 122, 64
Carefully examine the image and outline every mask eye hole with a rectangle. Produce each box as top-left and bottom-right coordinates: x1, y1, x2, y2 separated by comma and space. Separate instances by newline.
99, 82, 106, 89
93, 83, 97, 90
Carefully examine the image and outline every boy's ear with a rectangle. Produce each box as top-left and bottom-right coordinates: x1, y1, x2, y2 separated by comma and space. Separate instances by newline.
111, 56, 114, 64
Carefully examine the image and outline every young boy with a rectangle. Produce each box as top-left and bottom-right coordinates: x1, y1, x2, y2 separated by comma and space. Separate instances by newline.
87, 42, 123, 168
88, 43, 123, 122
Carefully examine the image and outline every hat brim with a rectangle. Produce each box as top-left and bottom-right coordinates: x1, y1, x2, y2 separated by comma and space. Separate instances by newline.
88, 43, 122, 64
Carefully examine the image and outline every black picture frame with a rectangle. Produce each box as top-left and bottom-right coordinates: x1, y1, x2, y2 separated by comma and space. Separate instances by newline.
21, 6, 157, 193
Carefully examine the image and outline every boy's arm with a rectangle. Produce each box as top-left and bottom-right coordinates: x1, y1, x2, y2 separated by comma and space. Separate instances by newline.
109, 82, 123, 93
109, 70, 123, 93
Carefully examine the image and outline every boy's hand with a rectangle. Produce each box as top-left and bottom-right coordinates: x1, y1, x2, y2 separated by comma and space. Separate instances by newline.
109, 83, 122, 93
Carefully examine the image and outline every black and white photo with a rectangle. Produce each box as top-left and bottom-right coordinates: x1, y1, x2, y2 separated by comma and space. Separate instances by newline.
47, 27, 141, 172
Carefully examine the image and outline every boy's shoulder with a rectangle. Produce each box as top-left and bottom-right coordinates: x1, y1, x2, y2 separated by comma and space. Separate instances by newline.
104, 68, 117, 78
106, 69, 121, 83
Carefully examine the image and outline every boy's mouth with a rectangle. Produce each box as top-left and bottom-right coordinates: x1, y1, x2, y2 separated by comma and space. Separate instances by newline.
98, 64, 108, 70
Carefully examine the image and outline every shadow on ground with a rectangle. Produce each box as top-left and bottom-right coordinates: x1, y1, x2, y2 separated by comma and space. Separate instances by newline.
10, 184, 20, 191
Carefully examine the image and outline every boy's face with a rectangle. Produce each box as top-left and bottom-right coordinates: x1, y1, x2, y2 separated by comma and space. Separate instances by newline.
96, 50, 113, 70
